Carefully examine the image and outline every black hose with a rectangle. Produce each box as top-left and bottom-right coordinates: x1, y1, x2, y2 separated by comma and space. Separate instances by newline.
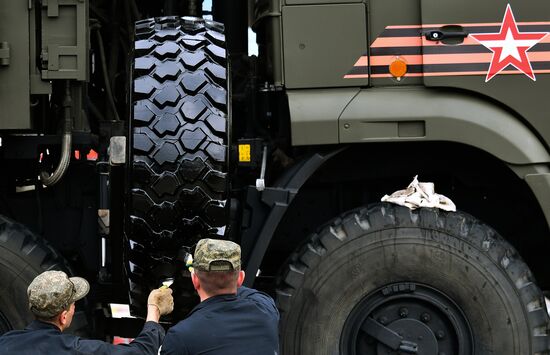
93, 27, 121, 122
40, 81, 72, 186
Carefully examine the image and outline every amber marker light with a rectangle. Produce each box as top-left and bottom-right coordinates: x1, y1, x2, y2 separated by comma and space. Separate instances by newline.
389, 57, 407, 80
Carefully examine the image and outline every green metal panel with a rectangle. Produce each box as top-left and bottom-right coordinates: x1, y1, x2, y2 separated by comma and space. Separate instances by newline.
525, 173, 550, 233
286, 0, 362, 4
288, 88, 359, 145
282, 3, 368, 88
369, 0, 420, 51
0, 0, 31, 129
268, 13, 284, 87
419, 0, 550, 148
29, 4, 52, 95
338, 87, 550, 165
41, 0, 88, 81
367, 0, 422, 87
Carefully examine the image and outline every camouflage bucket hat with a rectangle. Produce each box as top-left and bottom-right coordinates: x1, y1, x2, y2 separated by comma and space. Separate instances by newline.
194, 238, 241, 272
27, 270, 90, 318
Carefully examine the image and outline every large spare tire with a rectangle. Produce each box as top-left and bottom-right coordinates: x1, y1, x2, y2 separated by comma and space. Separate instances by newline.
277, 203, 550, 354
127, 16, 229, 316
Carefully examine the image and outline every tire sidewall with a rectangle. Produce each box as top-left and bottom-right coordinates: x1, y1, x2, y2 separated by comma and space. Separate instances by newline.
0, 239, 48, 331
0, 217, 73, 333
281, 220, 530, 354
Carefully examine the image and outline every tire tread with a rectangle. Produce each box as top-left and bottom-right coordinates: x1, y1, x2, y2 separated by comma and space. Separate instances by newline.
276, 202, 550, 353
127, 16, 229, 316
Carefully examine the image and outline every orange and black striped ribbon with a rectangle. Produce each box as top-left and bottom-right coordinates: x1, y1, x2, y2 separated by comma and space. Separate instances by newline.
345, 23, 550, 79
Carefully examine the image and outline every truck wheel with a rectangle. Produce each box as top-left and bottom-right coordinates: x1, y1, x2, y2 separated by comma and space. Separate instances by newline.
277, 203, 549, 354
128, 17, 228, 315
0, 215, 71, 333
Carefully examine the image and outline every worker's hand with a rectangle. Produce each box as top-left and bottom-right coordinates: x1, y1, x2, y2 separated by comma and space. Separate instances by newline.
147, 287, 174, 316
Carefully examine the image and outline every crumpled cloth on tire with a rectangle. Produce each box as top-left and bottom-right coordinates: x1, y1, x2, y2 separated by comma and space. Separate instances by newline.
381, 176, 456, 212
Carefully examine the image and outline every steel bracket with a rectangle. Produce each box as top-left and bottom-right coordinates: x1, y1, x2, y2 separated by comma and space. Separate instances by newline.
0, 42, 10, 66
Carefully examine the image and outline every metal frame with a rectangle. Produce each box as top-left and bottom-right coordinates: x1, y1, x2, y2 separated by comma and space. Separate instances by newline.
243, 147, 344, 286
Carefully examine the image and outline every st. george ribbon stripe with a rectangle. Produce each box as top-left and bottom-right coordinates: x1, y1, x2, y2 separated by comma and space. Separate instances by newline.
367, 62, 550, 75
348, 61, 550, 76
346, 22, 550, 78
378, 24, 550, 38
370, 43, 550, 56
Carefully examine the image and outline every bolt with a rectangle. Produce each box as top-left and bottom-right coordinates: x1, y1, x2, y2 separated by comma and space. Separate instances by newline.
299, 43, 306, 50
432, 32, 439, 39
421, 313, 431, 323
378, 316, 388, 325
399, 307, 409, 318
436, 330, 445, 339
344, 123, 350, 129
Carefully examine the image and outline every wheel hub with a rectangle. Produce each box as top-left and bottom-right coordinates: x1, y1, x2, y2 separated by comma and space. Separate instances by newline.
341, 282, 473, 355
376, 319, 438, 354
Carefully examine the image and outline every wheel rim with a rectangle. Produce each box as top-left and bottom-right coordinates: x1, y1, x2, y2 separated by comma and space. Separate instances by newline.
341, 282, 474, 355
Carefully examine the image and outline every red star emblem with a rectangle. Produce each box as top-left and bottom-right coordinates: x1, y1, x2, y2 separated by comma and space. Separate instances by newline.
470, 4, 548, 81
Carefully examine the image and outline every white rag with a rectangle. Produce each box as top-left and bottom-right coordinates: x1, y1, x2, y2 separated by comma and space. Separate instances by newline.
381, 175, 456, 212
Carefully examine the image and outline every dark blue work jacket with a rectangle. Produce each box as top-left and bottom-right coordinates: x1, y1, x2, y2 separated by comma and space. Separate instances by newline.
160, 287, 279, 355
0, 319, 164, 355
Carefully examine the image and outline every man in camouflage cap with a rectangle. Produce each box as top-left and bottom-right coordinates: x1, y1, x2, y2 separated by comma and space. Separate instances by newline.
27, 270, 90, 321
193, 238, 241, 272
161, 238, 279, 355
0, 270, 174, 355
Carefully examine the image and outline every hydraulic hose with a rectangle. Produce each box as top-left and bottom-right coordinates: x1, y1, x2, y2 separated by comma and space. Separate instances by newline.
93, 23, 121, 121
40, 81, 72, 186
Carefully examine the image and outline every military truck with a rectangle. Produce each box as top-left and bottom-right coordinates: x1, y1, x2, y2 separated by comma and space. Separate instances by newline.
1, 0, 550, 353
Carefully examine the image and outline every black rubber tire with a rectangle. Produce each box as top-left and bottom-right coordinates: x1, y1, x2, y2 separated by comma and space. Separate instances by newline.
276, 203, 550, 354
128, 16, 228, 315
0, 215, 72, 334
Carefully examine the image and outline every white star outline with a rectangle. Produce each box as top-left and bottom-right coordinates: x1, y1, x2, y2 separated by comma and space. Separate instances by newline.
485, 28, 540, 62
470, 4, 549, 82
